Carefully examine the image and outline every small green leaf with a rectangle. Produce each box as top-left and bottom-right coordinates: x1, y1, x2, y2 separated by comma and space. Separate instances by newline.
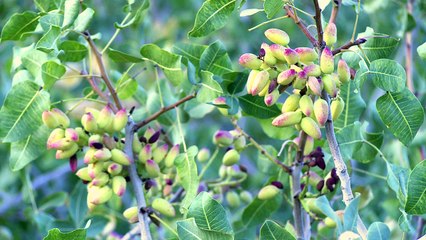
238, 94, 281, 119
62, 0, 80, 28
222, 71, 248, 95
69, 183, 88, 228
73, 8, 95, 32
43, 228, 86, 240
173, 43, 207, 68
189, 0, 237, 38
177, 218, 233, 240
376, 88, 424, 146
361, 59, 406, 92
117, 73, 138, 99
22, 49, 49, 82
241, 195, 282, 228
34, 0, 61, 12
259, 220, 295, 240
314, 196, 343, 234
336, 122, 363, 160
405, 161, 426, 214
334, 81, 366, 128
39, 13, 63, 31
263, 0, 284, 19
108, 49, 143, 63
387, 162, 409, 206
417, 42, 426, 59
42, 61, 66, 90
197, 71, 223, 103
343, 196, 360, 232
1, 11, 40, 42
352, 128, 383, 163
39, 192, 68, 211
36, 25, 61, 53
366, 222, 390, 240
58, 41, 88, 62
200, 41, 232, 76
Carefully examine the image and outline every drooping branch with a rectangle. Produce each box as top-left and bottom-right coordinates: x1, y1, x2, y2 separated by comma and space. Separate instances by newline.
285, 6, 316, 46
329, 0, 341, 24
332, 38, 367, 55
405, 0, 415, 93
312, 0, 324, 48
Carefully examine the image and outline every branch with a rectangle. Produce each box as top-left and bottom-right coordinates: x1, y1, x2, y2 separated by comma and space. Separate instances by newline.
134, 92, 197, 131
405, 0, 415, 93
329, 0, 341, 24
285, 6, 316, 46
84, 32, 123, 110
312, 0, 324, 48
125, 119, 152, 240
332, 38, 367, 55
231, 120, 292, 173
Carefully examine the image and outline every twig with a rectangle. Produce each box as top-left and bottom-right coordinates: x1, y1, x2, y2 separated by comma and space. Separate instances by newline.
415, 217, 425, 240
329, 0, 341, 24
405, 0, 414, 92
312, 0, 324, 48
284, 6, 316, 46
134, 93, 197, 131
332, 38, 367, 55
231, 119, 292, 173
169, 187, 185, 203
121, 226, 141, 240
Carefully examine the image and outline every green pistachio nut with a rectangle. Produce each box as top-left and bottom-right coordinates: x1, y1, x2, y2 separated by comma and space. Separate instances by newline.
264, 28, 290, 45
81, 112, 98, 133
246, 70, 259, 95
239, 190, 253, 204
264, 89, 279, 106
132, 133, 142, 154
320, 47, 334, 74
138, 144, 152, 164
213, 130, 234, 147
299, 95, 314, 117
87, 162, 104, 179
300, 117, 322, 139
113, 109, 128, 132
322, 74, 338, 98
145, 159, 160, 178
222, 149, 240, 166
97, 105, 114, 129
93, 148, 112, 161
303, 64, 321, 77
260, 43, 277, 66
226, 191, 241, 208
272, 111, 302, 127
314, 98, 329, 126
111, 149, 132, 166
88, 185, 112, 205
324, 23, 337, 47
55, 142, 79, 159
123, 206, 139, 223
51, 108, 70, 128
269, 44, 287, 61
112, 175, 126, 197
47, 128, 65, 148
197, 147, 211, 163
233, 136, 246, 151
293, 70, 307, 90
337, 59, 350, 84
152, 144, 169, 163
42, 110, 60, 129
330, 97, 345, 121
283, 48, 300, 65
295, 47, 318, 63
152, 198, 176, 217
90, 172, 110, 187
164, 144, 180, 168
282, 94, 300, 113
250, 70, 270, 96
239, 53, 262, 70
76, 167, 92, 181
258, 185, 281, 200
107, 162, 123, 175
307, 76, 323, 96
84, 148, 97, 164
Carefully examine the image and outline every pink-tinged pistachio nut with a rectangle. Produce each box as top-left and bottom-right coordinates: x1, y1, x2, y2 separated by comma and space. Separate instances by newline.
268, 78, 278, 94
81, 112, 98, 133
250, 70, 270, 96
112, 175, 127, 197
238, 53, 263, 69
138, 144, 152, 164
113, 109, 128, 132
331, 73, 341, 88
102, 135, 116, 150
88, 185, 112, 205
300, 117, 322, 139
87, 162, 103, 179
320, 47, 334, 74
283, 48, 300, 65
303, 64, 321, 77
152, 144, 168, 163
295, 47, 318, 63
55, 142, 79, 159
163, 184, 173, 196
272, 111, 302, 127
277, 69, 297, 85
42, 110, 60, 129
97, 105, 114, 129
265, 28, 290, 45
48, 138, 73, 150
51, 108, 70, 128
111, 149, 132, 165
93, 148, 112, 161
233, 136, 246, 151
84, 148, 97, 164
65, 128, 79, 142
258, 81, 270, 97
322, 74, 338, 98
213, 130, 234, 147
85, 107, 100, 119
299, 95, 314, 117
314, 98, 329, 126
337, 59, 350, 84
246, 70, 259, 95
282, 94, 301, 113
146, 159, 160, 178
258, 185, 281, 200
164, 144, 180, 168
47, 128, 65, 147
197, 147, 211, 163
293, 71, 308, 90
330, 97, 345, 121
264, 89, 280, 106
87, 134, 101, 148
123, 206, 139, 223
213, 97, 228, 116
324, 23, 337, 46
222, 149, 240, 166
76, 167, 92, 181
260, 43, 277, 66
90, 172, 109, 186
152, 198, 176, 217
269, 44, 287, 61
307, 77, 323, 96
304, 135, 314, 155
107, 162, 123, 175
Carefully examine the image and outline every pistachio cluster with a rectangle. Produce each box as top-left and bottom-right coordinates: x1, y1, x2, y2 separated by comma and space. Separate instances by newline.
239, 27, 348, 140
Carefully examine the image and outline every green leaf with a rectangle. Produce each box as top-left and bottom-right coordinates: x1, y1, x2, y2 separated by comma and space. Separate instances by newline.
387, 163, 409, 206
62, 0, 80, 28
188, 192, 233, 234
1, 11, 40, 42
117, 73, 138, 99
336, 122, 363, 159
238, 94, 280, 119
174, 146, 199, 213
314, 196, 343, 234
34, 0, 61, 12
417, 42, 426, 59
39, 13, 63, 31
43, 228, 86, 240
9, 125, 50, 171
200, 41, 232, 76
241, 195, 282, 228
73, 8, 95, 32
173, 43, 207, 68
398, 209, 415, 233
263, 0, 284, 19
259, 220, 295, 240
405, 161, 426, 214
42, 61, 66, 90
222, 72, 248, 95
177, 218, 233, 240
197, 71, 224, 103
140, 44, 184, 86
22, 48, 49, 83
343, 196, 360, 232
361, 59, 406, 92
108, 49, 143, 63
259, 118, 295, 140
366, 222, 390, 240
0, 81, 50, 142
189, 0, 237, 38
36, 25, 61, 53
376, 88, 424, 146
58, 41, 88, 62
69, 183, 88, 228
334, 81, 366, 128
39, 192, 68, 211
352, 128, 383, 163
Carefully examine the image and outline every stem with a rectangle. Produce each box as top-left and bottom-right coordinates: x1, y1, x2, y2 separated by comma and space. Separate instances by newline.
332, 38, 367, 55
312, 0, 324, 48
351, 167, 387, 180
329, 0, 341, 24
248, 15, 289, 32
199, 148, 219, 180
150, 214, 179, 237
102, 12, 132, 54
134, 93, 197, 131
285, 6, 316, 46
405, 0, 415, 92
125, 119, 152, 240
351, 0, 361, 42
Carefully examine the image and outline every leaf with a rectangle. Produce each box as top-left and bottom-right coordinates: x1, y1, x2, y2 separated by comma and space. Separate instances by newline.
187, 192, 233, 234
140, 44, 184, 86
336, 122, 363, 159
398, 209, 415, 233
117, 73, 138, 99
366, 222, 390, 240
173, 43, 207, 68
259, 220, 295, 240
108, 49, 143, 63
69, 183, 88, 228
177, 218, 233, 240
405, 160, 426, 214
263, 0, 284, 19
241, 195, 282, 228
34, 0, 61, 12
361, 59, 406, 92
42, 61, 66, 90
376, 88, 424, 146
1, 11, 40, 42
39, 13, 63, 31
58, 41, 88, 62
314, 196, 343, 234
22, 49, 49, 82
319, 0, 332, 9
73, 8, 95, 32
343, 196, 360, 232
200, 41, 232, 76
238, 94, 280, 119
36, 25, 61, 53
417, 42, 426, 59
240, 8, 264, 17
387, 162, 409, 206
197, 71, 223, 103
352, 128, 383, 163
259, 118, 295, 140
174, 146, 199, 213
39, 192, 68, 211
9, 125, 50, 171
189, 0, 237, 38
62, 0, 80, 28
334, 81, 366, 128
43, 228, 86, 240
222, 72, 248, 95
0, 81, 50, 142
